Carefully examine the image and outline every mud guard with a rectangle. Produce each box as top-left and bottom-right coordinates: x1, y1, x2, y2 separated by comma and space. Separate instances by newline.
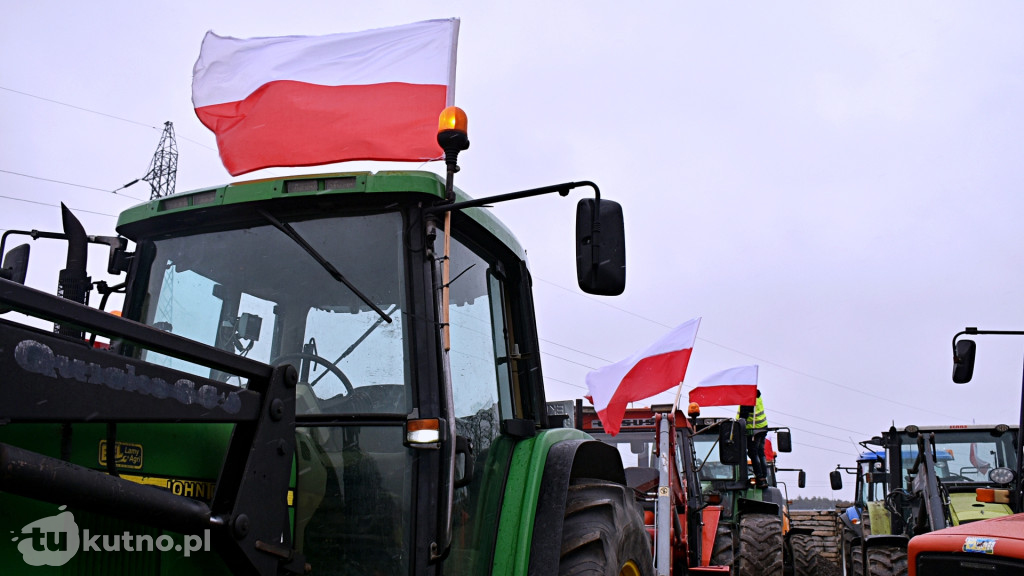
864, 534, 908, 550
838, 508, 864, 542
701, 506, 723, 566
737, 496, 780, 518
527, 439, 627, 575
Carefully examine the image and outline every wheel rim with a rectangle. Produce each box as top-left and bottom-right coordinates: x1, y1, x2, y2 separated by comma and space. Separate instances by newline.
619, 560, 642, 576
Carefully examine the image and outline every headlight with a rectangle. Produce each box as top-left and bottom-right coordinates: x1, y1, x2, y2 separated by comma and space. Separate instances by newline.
988, 467, 1015, 485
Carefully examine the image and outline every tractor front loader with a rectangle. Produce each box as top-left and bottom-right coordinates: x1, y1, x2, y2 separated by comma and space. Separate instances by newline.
570, 401, 729, 575
831, 422, 1019, 576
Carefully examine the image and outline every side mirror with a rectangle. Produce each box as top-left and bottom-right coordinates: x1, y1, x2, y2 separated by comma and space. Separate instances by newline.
576, 198, 625, 296
0, 243, 30, 285
953, 339, 976, 384
776, 429, 793, 453
0, 243, 30, 314
830, 470, 843, 490
719, 420, 746, 465
798, 470, 806, 489
91, 235, 130, 275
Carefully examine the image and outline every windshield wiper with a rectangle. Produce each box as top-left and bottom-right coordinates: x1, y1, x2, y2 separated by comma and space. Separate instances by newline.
256, 208, 392, 323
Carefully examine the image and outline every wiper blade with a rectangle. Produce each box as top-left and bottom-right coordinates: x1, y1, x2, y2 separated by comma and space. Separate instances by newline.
309, 303, 399, 387
256, 208, 392, 323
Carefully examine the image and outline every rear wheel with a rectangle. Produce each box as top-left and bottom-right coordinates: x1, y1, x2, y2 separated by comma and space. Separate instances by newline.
849, 544, 863, 576
710, 523, 734, 569
866, 545, 907, 576
735, 513, 783, 576
558, 478, 654, 576
789, 534, 816, 576
842, 537, 858, 576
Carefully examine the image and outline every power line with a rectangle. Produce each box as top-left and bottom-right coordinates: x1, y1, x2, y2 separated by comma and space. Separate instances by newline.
0, 86, 158, 129
542, 350, 600, 371
0, 194, 116, 218
792, 441, 860, 457
540, 337, 614, 365
534, 277, 965, 422
0, 85, 216, 152
0, 169, 144, 201
543, 374, 587, 392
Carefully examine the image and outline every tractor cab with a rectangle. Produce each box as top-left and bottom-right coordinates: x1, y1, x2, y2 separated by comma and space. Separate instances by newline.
0, 166, 630, 575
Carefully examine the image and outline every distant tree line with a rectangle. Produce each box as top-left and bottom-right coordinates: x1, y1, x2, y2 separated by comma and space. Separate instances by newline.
787, 496, 850, 510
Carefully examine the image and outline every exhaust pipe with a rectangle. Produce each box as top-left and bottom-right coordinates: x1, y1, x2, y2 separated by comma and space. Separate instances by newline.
55, 203, 91, 337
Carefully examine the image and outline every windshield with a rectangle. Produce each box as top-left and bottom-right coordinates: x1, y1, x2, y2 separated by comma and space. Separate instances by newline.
137, 211, 409, 414
900, 428, 1018, 485
588, 432, 658, 469
693, 434, 737, 481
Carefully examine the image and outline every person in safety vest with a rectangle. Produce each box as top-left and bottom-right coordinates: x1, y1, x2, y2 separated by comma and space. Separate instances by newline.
737, 389, 769, 489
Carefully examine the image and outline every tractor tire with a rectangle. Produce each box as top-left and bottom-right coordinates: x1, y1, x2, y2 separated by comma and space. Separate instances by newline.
866, 545, 907, 576
558, 478, 654, 576
789, 534, 816, 576
735, 513, 783, 576
710, 523, 734, 569
849, 544, 863, 576
844, 539, 860, 576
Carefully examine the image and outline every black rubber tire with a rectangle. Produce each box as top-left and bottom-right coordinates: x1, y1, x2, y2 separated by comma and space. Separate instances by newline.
850, 544, 863, 576
558, 478, 654, 576
843, 538, 858, 576
736, 513, 783, 576
710, 523, 734, 569
866, 545, 907, 576
789, 534, 816, 576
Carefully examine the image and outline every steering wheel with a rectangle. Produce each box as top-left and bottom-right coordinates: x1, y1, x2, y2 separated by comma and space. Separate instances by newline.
271, 352, 354, 395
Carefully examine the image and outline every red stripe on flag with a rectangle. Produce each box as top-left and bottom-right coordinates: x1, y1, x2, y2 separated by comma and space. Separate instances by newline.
688, 385, 757, 407
596, 348, 693, 436
195, 81, 447, 175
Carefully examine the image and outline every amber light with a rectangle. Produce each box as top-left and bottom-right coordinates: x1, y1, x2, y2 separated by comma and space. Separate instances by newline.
687, 402, 701, 417
976, 488, 1011, 504
438, 106, 468, 135
407, 418, 441, 445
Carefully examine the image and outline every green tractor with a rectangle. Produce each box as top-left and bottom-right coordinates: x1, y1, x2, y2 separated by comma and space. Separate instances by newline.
0, 120, 654, 574
690, 416, 800, 576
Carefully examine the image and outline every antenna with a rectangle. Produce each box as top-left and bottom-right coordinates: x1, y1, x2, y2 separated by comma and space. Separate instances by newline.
143, 121, 178, 199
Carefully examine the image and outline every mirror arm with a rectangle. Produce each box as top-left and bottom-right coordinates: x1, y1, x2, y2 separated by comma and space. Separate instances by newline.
0, 229, 67, 257
953, 328, 1024, 362
425, 181, 598, 215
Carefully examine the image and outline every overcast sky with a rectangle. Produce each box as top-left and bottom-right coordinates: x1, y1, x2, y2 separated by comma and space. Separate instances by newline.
4, 2, 1024, 497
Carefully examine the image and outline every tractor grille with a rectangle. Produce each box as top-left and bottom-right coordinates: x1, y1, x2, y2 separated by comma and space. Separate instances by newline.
916, 552, 1024, 576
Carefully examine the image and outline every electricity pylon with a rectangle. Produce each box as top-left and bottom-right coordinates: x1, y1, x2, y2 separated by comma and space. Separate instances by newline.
143, 121, 178, 199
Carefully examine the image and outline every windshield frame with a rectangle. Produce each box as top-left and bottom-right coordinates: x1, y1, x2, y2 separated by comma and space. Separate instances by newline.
897, 427, 1019, 487
127, 202, 410, 403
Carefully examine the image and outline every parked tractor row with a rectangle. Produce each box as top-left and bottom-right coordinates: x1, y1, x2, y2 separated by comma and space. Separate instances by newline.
829, 328, 1024, 576
546, 399, 815, 576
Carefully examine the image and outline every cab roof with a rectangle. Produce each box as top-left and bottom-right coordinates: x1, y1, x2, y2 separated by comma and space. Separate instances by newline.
115, 170, 525, 258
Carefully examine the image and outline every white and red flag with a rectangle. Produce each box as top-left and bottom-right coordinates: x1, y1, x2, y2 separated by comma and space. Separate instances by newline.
585, 318, 701, 436
688, 365, 759, 407
192, 18, 460, 176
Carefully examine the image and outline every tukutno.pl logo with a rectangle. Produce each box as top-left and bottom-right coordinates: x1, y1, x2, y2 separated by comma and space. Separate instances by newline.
9, 506, 210, 567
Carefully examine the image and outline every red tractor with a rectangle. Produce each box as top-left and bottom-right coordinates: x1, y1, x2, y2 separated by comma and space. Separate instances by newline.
568, 401, 730, 575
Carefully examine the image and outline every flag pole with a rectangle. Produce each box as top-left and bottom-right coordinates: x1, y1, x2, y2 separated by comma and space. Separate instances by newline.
672, 317, 701, 410
672, 380, 686, 411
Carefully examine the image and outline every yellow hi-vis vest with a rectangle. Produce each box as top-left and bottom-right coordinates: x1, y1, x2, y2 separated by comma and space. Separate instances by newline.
737, 397, 767, 431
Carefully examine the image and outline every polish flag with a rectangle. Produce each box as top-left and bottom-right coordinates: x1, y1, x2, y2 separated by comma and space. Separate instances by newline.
585, 318, 700, 436
192, 18, 460, 176
688, 365, 758, 407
